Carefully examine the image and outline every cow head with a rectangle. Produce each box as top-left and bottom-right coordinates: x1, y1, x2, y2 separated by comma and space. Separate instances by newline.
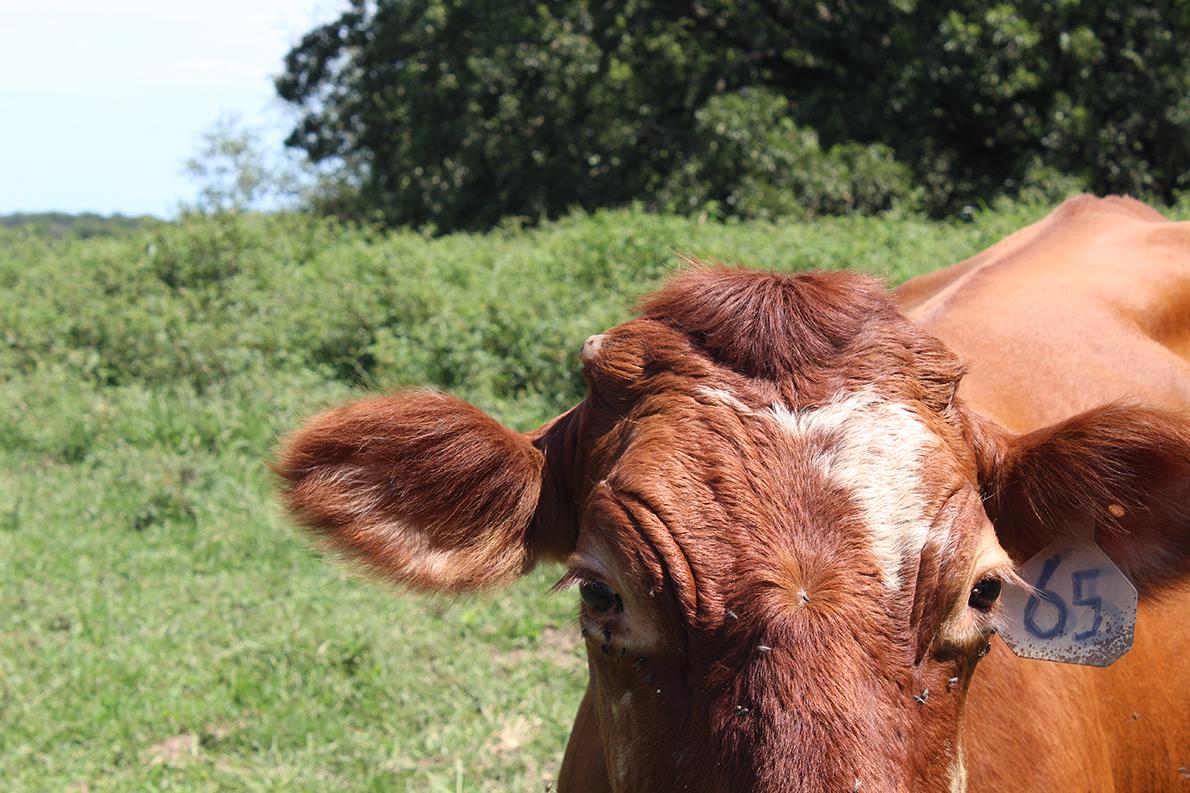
277, 266, 1190, 792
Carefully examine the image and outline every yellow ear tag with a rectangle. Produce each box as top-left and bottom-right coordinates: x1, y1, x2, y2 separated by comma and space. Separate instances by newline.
998, 522, 1137, 667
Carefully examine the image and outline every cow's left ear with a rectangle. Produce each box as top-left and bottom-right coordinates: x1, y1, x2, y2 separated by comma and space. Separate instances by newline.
275, 390, 579, 592
977, 404, 1190, 598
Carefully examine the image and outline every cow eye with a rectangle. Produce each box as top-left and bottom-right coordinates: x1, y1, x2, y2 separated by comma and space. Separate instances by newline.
968, 578, 1002, 611
579, 580, 623, 614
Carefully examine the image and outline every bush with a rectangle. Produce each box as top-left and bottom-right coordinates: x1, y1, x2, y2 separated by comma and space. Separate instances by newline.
1, 205, 1042, 429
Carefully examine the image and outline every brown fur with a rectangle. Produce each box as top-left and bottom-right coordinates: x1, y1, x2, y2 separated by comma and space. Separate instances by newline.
275, 390, 549, 590
278, 195, 1190, 791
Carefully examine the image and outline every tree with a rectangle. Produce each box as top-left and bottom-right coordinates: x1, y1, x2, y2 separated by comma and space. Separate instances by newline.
277, 1, 730, 230
851, 0, 1190, 208
184, 113, 323, 214
277, 0, 1190, 230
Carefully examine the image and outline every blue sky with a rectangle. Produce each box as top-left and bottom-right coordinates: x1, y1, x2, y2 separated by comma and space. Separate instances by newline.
0, 0, 338, 218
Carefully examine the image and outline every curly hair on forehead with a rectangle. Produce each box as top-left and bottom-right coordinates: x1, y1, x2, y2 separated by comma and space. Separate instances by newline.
638, 262, 965, 410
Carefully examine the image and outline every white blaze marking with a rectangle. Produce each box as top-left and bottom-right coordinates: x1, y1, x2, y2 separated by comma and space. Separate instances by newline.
766, 391, 936, 590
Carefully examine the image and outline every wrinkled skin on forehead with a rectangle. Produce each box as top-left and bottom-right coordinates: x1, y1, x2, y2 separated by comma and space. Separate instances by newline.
558, 269, 1014, 792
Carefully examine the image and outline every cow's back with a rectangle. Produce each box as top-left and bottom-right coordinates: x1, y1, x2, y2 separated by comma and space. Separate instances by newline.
896, 195, 1190, 433
897, 195, 1190, 790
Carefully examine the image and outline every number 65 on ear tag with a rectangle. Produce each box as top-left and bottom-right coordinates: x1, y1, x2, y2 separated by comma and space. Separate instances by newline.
998, 533, 1138, 667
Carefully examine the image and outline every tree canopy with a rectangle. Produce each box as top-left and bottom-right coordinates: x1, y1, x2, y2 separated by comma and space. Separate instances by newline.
277, 0, 1190, 231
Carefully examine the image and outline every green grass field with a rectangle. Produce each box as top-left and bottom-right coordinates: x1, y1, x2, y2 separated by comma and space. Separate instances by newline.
4, 199, 1181, 791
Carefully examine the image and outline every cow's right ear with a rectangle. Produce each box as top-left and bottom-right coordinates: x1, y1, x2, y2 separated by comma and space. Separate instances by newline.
275, 390, 579, 592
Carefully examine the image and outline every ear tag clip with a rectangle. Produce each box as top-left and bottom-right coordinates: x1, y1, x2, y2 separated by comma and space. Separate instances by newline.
998, 519, 1137, 667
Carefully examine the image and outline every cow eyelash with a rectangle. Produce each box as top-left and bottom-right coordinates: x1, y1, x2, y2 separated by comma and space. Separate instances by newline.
552, 569, 597, 593
553, 570, 624, 614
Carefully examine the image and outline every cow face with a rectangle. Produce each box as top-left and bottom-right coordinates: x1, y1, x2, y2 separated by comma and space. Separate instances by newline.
561, 270, 1014, 792
277, 265, 1190, 793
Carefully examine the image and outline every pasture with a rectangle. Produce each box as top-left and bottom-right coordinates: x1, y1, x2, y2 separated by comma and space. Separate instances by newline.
3, 200, 1181, 791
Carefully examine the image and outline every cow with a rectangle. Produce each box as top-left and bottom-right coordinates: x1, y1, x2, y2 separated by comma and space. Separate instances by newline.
276, 195, 1190, 792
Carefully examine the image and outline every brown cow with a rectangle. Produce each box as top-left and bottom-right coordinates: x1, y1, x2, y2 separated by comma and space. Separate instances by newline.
277, 195, 1190, 792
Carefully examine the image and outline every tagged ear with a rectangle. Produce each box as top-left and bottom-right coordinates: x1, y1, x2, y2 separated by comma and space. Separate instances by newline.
276, 390, 574, 592
980, 404, 1190, 598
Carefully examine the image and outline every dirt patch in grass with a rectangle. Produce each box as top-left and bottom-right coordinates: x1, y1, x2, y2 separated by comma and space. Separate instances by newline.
146, 734, 199, 766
